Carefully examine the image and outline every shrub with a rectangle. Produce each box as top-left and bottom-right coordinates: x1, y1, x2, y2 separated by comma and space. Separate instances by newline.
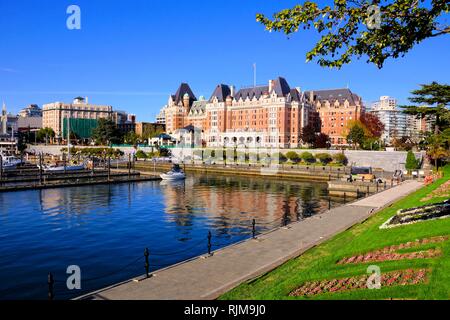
300, 151, 315, 163
135, 150, 147, 159
315, 153, 332, 165
285, 151, 300, 163
332, 153, 348, 166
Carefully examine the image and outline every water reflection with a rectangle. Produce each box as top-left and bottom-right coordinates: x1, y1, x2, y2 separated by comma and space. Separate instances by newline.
0, 173, 332, 300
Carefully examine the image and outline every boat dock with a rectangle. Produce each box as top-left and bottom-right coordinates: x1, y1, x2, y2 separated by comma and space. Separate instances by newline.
0, 165, 161, 193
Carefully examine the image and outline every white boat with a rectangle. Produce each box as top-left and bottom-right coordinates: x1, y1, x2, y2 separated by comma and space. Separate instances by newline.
1, 156, 23, 169
160, 164, 186, 180
43, 163, 85, 172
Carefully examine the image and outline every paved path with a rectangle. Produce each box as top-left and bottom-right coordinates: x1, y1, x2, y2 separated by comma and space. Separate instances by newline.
78, 180, 422, 300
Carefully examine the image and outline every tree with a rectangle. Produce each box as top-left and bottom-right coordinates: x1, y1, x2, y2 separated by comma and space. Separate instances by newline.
300, 151, 315, 163
402, 82, 450, 134
135, 150, 148, 160
333, 153, 348, 166
346, 123, 365, 148
426, 134, 449, 170
361, 113, 385, 138
123, 131, 140, 145
300, 124, 317, 145
36, 127, 55, 144
314, 133, 330, 148
405, 150, 420, 171
256, 1, 450, 68
91, 119, 122, 145
392, 136, 415, 151
286, 151, 300, 163
315, 153, 332, 165
142, 126, 165, 140
424, 128, 450, 170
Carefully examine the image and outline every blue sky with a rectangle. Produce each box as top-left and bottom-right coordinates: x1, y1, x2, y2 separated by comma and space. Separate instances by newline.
0, 0, 449, 122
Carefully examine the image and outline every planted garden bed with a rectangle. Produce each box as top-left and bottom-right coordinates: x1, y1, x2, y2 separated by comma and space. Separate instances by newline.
289, 269, 429, 297
380, 200, 450, 229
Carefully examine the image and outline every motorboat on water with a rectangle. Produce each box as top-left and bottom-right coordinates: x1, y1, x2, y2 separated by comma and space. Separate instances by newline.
43, 163, 85, 172
160, 164, 186, 180
39, 160, 86, 172
1, 156, 23, 169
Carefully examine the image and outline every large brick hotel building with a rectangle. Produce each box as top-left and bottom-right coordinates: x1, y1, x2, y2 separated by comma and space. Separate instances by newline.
162, 77, 364, 148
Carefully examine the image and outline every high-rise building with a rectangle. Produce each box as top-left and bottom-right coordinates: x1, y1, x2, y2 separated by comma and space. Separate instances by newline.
371, 96, 397, 111
369, 96, 433, 144
42, 97, 113, 140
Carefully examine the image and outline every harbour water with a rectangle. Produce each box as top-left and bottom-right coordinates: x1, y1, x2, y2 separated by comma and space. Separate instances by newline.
0, 173, 337, 300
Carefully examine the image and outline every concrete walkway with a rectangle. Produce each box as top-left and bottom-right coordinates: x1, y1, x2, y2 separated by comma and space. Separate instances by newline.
78, 180, 422, 300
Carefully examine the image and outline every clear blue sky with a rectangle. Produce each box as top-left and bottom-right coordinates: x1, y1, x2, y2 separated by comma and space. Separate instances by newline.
0, 0, 448, 122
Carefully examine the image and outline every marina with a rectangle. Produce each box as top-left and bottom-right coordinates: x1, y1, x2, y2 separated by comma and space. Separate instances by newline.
0, 172, 336, 300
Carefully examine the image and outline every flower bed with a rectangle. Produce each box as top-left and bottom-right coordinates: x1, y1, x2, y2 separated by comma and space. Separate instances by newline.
289, 269, 429, 297
380, 200, 450, 229
421, 180, 450, 201
337, 236, 447, 265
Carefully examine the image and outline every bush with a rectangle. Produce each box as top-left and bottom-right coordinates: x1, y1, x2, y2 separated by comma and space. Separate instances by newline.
135, 150, 147, 159
315, 153, 332, 165
332, 153, 348, 166
285, 151, 300, 163
300, 151, 315, 163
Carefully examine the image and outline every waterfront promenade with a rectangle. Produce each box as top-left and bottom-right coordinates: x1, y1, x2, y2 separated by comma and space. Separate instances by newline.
78, 180, 422, 300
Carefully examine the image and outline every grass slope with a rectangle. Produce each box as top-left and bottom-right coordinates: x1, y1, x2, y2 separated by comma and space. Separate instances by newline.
221, 166, 450, 300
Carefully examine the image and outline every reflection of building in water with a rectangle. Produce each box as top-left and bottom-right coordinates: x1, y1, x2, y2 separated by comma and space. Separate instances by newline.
159, 176, 327, 227
38, 186, 116, 214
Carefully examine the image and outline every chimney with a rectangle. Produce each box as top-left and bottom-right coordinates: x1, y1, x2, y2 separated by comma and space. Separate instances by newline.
85, 96, 89, 104
269, 79, 274, 92
230, 85, 235, 97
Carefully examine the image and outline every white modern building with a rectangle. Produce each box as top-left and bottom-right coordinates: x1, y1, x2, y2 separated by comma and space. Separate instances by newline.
370, 96, 412, 144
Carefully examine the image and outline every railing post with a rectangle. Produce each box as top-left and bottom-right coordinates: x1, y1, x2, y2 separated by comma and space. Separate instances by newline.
356, 188, 360, 199
391, 179, 394, 188
384, 181, 387, 190
39, 153, 43, 185
48, 273, 54, 300
376, 181, 379, 193
0, 154, 3, 184
367, 185, 370, 196
107, 156, 111, 181
328, 197, 331, 210
207, 231, 212, 256
91, 155, 95, 175
128, 154, 131, 179
343, 192, 346, 204
252, 219, 256, 239
144, 248, 150, 278
63, 152, 67, 174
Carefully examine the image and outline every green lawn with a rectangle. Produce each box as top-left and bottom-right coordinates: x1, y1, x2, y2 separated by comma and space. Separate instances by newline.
221, 165, 450, 300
